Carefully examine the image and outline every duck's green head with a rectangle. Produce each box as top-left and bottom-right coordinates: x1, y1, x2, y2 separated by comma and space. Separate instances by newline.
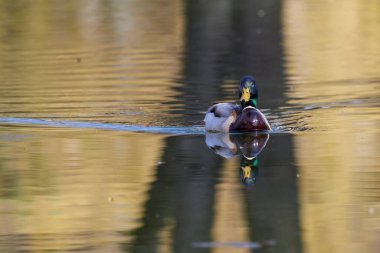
239, 76, 258, 108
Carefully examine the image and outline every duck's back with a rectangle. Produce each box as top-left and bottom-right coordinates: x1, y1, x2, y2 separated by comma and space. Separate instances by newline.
230, 106, 271, 132
204, 103, 240, 132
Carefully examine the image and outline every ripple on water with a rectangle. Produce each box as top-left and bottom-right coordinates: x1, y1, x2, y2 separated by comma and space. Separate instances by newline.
0, 117, 206, 135
0, 116, 314, 135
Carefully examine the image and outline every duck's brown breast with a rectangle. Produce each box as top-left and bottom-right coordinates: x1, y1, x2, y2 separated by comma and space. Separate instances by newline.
229, 107, 271, 132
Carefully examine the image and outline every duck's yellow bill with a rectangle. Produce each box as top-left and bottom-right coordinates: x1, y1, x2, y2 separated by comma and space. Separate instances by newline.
240, 87, 250, 103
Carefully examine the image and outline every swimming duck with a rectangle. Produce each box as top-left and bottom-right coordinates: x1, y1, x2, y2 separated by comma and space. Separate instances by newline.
204, 76, 271, 132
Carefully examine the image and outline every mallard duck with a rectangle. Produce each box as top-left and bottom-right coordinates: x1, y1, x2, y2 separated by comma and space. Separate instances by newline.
204, 76, 271, 132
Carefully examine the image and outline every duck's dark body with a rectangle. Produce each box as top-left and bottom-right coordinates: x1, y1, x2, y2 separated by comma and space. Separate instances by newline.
230, 106, 271, 132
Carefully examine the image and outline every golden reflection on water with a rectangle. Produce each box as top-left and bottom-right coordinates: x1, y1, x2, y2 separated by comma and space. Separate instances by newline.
0, 127, 165, 252
212, 158, 249, 253
0, 0, 184, 125
283, 0, 380, 253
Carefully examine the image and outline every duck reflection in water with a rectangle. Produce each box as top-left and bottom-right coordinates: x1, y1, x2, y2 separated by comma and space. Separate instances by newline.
205, 132, 269, 185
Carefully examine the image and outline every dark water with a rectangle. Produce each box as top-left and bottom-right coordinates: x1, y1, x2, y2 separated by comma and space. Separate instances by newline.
0, 1, 379, 253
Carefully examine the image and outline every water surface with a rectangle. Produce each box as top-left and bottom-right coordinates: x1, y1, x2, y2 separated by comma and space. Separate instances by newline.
0, 1, 379, 253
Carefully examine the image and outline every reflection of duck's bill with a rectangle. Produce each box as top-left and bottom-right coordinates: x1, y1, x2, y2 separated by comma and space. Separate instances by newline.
240, 165, 257, 185
242, 166, 251, 178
